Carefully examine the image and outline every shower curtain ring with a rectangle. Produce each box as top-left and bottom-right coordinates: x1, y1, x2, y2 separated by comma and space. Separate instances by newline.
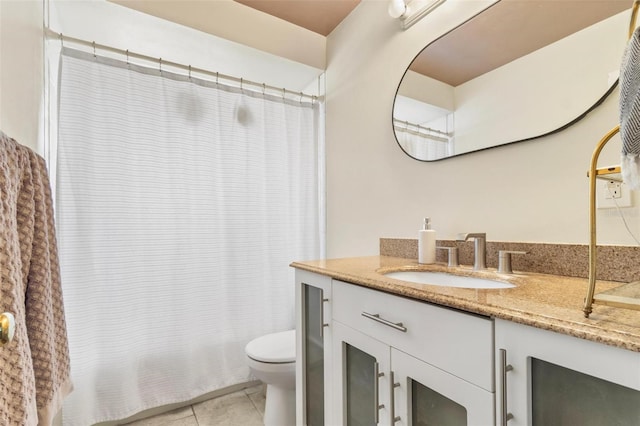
92, 41, 96, 58
262, 83, 266, 96
299, 92, 303, 105
216, 72, 219, 85
240, 78, 244, 93
126, 49, 129, 65
188, 65, 192, 80
159, 58, 162, 73
282, 88, 286, 101
59, 32, 63, 47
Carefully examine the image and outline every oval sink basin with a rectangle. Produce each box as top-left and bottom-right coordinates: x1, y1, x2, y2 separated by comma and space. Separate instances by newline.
383, 271, 515, 289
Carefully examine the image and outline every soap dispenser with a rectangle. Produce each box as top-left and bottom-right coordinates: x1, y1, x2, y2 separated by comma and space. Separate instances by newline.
418, 217, 436, 264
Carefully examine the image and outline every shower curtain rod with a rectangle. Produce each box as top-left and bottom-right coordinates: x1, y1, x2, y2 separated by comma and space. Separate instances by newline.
392, 119, 451, 138
44, 28, 319, 103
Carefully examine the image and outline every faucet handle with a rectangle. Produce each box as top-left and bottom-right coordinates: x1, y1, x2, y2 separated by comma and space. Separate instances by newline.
498, 250, 527, 274
436, 246, 459, 267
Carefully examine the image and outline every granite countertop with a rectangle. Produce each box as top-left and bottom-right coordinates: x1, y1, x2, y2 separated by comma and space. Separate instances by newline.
290, 255, 640, 353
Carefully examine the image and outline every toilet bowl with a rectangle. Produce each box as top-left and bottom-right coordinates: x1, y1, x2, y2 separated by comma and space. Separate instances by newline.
245, 329, 296, 426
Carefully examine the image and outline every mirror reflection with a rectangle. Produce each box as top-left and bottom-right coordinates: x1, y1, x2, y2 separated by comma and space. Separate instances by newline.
393, 0, 632, 161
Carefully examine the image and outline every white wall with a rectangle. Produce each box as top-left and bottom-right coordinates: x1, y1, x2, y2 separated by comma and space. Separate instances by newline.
47, 0, 323, 93
0, 0, 325, 155
4, 0, 637, 260
107, 0, 326, 70
397, 70, 454, 111
325, 0, 637, 257
0, 0, 43, 152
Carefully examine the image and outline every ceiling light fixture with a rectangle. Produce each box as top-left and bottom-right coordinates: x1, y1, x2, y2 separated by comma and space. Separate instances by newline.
388, 0, 407, 19
388, 0, 447, 30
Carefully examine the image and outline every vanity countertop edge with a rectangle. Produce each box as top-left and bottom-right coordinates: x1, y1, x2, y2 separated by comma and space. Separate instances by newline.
291, 255, 640, 353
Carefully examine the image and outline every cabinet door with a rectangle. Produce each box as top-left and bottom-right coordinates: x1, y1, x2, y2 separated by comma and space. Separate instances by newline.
496, 319, 640, 426
392, 349, 495, 426
333, 280, 494, 392
333, 321, 392, 426
296, 269, 332, 426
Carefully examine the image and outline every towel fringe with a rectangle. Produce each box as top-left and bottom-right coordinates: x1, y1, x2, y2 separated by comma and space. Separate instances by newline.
621, 154, 640, 190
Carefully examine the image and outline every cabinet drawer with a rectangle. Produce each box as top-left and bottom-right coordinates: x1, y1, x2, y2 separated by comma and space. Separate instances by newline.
332, 280, 494, 391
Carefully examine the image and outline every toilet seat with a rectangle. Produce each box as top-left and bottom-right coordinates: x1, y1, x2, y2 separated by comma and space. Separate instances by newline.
245, 329, 295, 363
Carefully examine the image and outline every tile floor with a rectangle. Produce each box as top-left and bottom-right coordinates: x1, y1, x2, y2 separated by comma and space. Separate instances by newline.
124, 385, 266, 426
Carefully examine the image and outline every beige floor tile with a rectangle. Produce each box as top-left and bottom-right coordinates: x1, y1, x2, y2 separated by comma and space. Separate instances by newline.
193, 390, 263, 426
246, 386, 266, 416
124, 406, 197, 426
243, 384, 265, 395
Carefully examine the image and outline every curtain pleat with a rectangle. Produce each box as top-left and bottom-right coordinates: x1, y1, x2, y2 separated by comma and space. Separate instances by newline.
56, 49, 323, 425
395, 129, 451, 161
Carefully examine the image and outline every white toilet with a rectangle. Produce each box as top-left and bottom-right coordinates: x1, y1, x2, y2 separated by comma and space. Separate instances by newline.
245, 329, 296, 426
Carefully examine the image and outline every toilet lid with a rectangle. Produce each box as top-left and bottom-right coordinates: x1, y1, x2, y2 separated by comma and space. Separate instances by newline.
245, 329, 296, 363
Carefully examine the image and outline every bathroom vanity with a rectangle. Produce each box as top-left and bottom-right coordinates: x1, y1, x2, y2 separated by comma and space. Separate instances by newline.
293, 256, 640, 426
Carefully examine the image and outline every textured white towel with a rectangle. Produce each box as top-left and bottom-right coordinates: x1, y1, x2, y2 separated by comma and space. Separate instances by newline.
0, 131, 73, 425
621, 26, 640, 189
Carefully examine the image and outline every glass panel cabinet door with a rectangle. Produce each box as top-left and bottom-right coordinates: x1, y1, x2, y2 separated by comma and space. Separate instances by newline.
332, 321, 391, 426
531, 358, 640, 426
392, 349, 494, 426
411, 380, 467, 426
304, 284, 325, 426
496, 319, 640, 426
345, 343, 377, 426
296, 269, 332, 426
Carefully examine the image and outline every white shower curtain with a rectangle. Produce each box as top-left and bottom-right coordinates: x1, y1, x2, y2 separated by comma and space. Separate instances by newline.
55, 48, 324, 425
395, 128, 452, 161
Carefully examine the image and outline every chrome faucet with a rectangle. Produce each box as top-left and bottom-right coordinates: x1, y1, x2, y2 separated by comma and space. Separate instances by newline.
457, 233, 487, 270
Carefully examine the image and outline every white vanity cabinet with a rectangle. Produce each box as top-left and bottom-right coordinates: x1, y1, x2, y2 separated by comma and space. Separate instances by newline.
295, 269, 333, 426
495, 319, 640, 426
295, 266, 640, 426
331, 280, 495, 426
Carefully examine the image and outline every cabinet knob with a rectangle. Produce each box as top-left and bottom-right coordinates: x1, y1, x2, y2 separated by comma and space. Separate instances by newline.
0, 312, 16, 345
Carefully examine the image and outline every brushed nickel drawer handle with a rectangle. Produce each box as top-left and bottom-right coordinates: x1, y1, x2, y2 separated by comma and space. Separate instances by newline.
390, 371, 401, 423
362, 312, 407, 333
374, 362, 385, 424
320, 297, 329, 337
500, 349, 514, 425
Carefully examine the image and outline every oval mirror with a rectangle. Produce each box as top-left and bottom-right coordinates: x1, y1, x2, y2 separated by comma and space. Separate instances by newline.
392, 0, 633, 161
